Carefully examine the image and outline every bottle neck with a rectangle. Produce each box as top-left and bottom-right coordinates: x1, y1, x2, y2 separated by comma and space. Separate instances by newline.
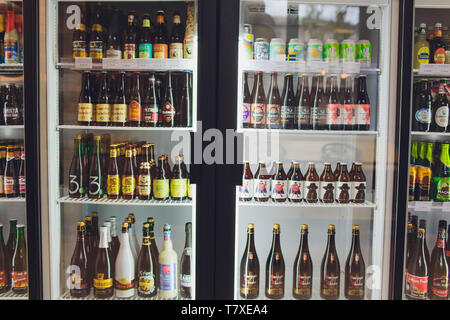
99, 230, 108, 248
120, 231, 130, 247
271, 232, 281, 252
300, 231, 308, 251
185, 229, 191, 248
327, 233, 336, 251
6, 11, 14, 33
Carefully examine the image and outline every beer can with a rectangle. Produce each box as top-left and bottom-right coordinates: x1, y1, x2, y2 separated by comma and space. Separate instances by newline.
242, 24, 254, 60
269, 38, 286, 61
341, 39, 356, 62
306, 38, 323, 61
287, 38, 305, 61
254, 38, 269, 61
357, 40, 372, 66
324, 39, 340, 63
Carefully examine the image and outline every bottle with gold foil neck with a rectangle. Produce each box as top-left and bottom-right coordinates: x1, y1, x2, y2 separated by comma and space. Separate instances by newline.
137, 223, 157, 297
293, 224, 312, 300
69, 221, 90, 298
344, 225, 365, 300
265, 224, 285, 299
320, 224, 340, 300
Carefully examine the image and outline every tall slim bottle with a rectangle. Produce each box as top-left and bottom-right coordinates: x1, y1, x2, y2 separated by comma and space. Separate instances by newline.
115, 223, 135, 298
88, 136, 104, 199
320, 224, 340, 300
293, 224, 313, 300
250, 72, 266, 129
180, 222, 192, 298
429, 220, 449, 300
11, 224, 27, 294
406, 228, 428, 300
159, 224, 178, 298
265, 224, 285, 299
128, 213, 140, 251
242, 72, 251, 128
125, 218, 138, 262
147, 217, 159, 276
240, 223, 259, 299
162, 72, 176, 127
266, 72, 281, 129
137, 223, 157, 298
344, 225, 365, 300
4, 8, 18, 64
69, 221, 90, 297
69, 136, 86, 198
296, 75, 312, 130
356, 76, 370, 131
93, 227, 113, 298
280, 74, 296, 129
108, 217, 120, 263
77, 71, 94, 126
0, 224, 8, 293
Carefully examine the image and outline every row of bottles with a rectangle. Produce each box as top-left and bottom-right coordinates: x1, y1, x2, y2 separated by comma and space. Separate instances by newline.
0, 142, 25, 198
239, 161, 367, 204
69, 213, 191, 299
240, 223, 365, 300
413, 23, 450, 68
242, 72, 371, 131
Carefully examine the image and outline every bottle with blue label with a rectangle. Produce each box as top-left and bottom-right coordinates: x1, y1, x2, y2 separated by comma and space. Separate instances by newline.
414, 23, 430, 69
159, 224, 178, 298
412, 80, 432, 132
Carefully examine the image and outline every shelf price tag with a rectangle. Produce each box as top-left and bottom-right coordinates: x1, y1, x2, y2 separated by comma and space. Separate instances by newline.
74, 57, 92, 70
342, 62, 360, 74
419, 64, 450, 75
442, 202, 450, 212
102, 58, 122, 70
414, 201, 433, 212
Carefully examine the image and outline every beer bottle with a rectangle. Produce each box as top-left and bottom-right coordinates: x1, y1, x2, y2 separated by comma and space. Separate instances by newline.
271, 162, 287, 202
293, 224, 313, 300
253, 161, 271, 202
91, 212, 100, 254
242, 72, 251, 128
137, 223, 157, 298
121, 145, 136, 200
334, 162, 342, 181
265, 224, 285, 299
5, 218, 16, 288
345, 225, 365, 300
72, 23, 87, 58
419, 219, 431, 266
95, 71, 110, 126
125, 218, 138, 263
250, 72, 266, 129
240, 223, 259, 299
446, 224, 450, 264
4, 6, 17, 64
280, 74, 296, 130
180, 222, 192, 298
105, 9, 121, 58
434, 143, 450, 201
171, 155, 188, 200
107, 145, 120, 199
296, 75, 312, 130
78, 71, 94, 126
93, 227, 114, 298
84, 216, 94, 282
288, 162, 303, 202
409, 141, 419, 201
0, 224, 8, 293
147, 217, 160, 273
169, 13, 183, 59
89, 17, 104, 60
68, 136, 85, 198
138, 162, 152, 200
4, 85, 19, 125
4, 145, 17, 198
0, 145, 5, 197
432, 80, 449, 132
320, 224, 340, 300
429, 220, 449, 300
326, 76, 342, 130
123, 11, 137, 59
266, 72, 281, 129
143, 74, 161, 127
88, 136, 104, 199
320, 163, 336, 203
239, 162, 253, 201
163, 155, 172, 179
178, 72, 191, 127
413, 80, 432, 132
430, 23, 447, 64
103, 222, 114, 271
11, 224, 27, 294
162, 72, 176, 127
311, 75, 327, 130
356, 75, 370, 131
111, 72, 127, 127
352, 163, 366, 203
295, 75, 303, 106
406, 228, 428, 300
127, 73, 142, 127
341, 76, 355, 131
305, 162, 320, 203
337, 163, 351, 204
417, 142, 433, 201
159, 224, 178, 298
153, 11, 169, 59
153, 156, 170, 200
69, 221, 90, 298
138, 14, 153, 59
108, 217, 120, 264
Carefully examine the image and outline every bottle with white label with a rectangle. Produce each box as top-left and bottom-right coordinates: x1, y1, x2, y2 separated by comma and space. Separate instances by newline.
320, 163, 336, 203
239, 162, 254, 201
356, 75, 370, 131
115, 222, 135, 298
159, 224, 178, 298
288, 162, 304, 202
253, 162, 271, 202
432, 80, 449, 133
351, 163, 366, 203
271, 162, 288, 202
125, 218, 138, 263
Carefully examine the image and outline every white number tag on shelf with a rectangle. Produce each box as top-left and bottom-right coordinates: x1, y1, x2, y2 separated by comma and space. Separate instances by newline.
102, 58, 122, 70
342, 62, 361, 74
74, 57, 92, 70
442, 202, 450, 212
419, 64, 450, 76
414, 201, 432, 212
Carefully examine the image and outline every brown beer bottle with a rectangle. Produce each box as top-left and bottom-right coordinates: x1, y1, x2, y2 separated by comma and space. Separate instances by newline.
93, 227, 114, 298
138, 162, 152, 200
136, 223, 157, 297
11, 224, 27, 294
419, 219, 431, 266
95, 71, 110, 126
111, 72, 127, 127
288, 162, 304, 202
69, 221, 90, 298
265, 224, 285, 299
91, 212, 100, 257
18, 145, 25, 198
5, 219, 16, 290
344, 225, 365, 300
320, 163, 336, 203
153, 156, 170, 200
406, 228, 428, 300
4, 145, 17, 198
147, 217, 160, 273
271, 162, 287, 202
296, 75, 312, 130
143, 74, 161, 127
311, 75, 327, 130
305, 163, 320, 203
84, 216, 94, 282
334, 162, 341, 180
121, 145, 136, 200
161, 72, 176, 127
77, 71, 94, 126
280, 74, 296, 129
342, 76, 355, 131
253, 162, 270, 202
326, 76, 342, 130
293, 224, 313, 300
352, 163, 366, 203
0, 145, 6, 198
88, 136, 104, 199
429, 220, 449, 300
320, 224, 340, 300
180, 222, 192, 298
242, 72, 251, 128
178, 72, 191, 127
250, 72, 266, 129
171, 155, 188, 200
0, 224, 8, 293
239, 162, 253, 201
107, 145, 120, 199
266, 72, 281, 129
123, 11, 137, 59
240, 223, 259, 299
128, 72, 142, 127
337, 163, 351, 204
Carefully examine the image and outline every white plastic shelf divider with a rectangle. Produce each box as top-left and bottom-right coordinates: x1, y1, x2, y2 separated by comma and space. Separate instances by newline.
413, 65, 450, 78
0, 197, 26, 203
408, 201, 450, 212
0, 291, 28, 300
57, 125, 194, 132
57, 196, 192, 206
411, 131, 450, 137
0, 125, 24, 129
237, 128, 378, 136
60, 290, 190, 300
238, 200, 376, 208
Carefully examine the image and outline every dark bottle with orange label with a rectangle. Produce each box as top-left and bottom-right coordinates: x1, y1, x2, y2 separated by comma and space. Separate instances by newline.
69, 221, 90, 298
344, 225, 365, 300
406, 228, 428, 300
326, 76, 342, 131
320, 224, 340, 300
4, 145, 17, 198
123, 11, 137, 59
305, 162, 319, 203
293, 224, 312, 300
265, 224, 285, 299
240, 223, 259, 299
111, 72, 127, 127
121, 145, 136, 200
430, 23, 447, 64
128, 72, 142, 127
153, 10, 169, 59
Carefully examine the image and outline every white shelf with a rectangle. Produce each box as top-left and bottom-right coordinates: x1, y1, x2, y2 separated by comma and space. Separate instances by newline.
413, 65, 450, 78
0, 290, 27, 300
415, 0, 450, 8
241, 0, 389, 6
411, 131, 450, 137
0, 125, 24, 129
0, 197, 25, 203
60, 290, 190, 300
57, 125, 193, 132
57, 196, 192, 206
238, 200, 376, 208
408, 201, 450, 212
237, 128, 378, 136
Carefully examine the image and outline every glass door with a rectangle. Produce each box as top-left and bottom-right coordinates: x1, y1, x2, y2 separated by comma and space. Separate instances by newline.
46, 0, 197, 300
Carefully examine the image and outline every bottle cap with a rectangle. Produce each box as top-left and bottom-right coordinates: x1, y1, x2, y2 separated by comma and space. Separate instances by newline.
248, 223, 254, 229
328, 224, 335, 230
301, 224, 308, 230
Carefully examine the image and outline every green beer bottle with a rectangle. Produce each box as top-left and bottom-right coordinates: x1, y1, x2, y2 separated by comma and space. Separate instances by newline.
434, 144, 450, 202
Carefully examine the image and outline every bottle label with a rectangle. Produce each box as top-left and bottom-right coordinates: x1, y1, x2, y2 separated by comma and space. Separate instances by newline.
138, 43, 153, 58
89, 41, 103, 59
415, 108, 431, 124
115, 277, 135, 291
18, 176, 25, 194
280, 105, 295, 124
417, 47, 430, 64
121, 176, 136, 195
106, 48, 122, 59
311, 107, 327, 125
266, 104, 281, 125
436, 177, 450, 201
4, 176, 14, 195
351, 181, 366, 202
0, 271, 6, 287
160, 263, 177, 291
294, 274, 312, 296
162, 102, 176, 124
107, 174, 120, 196
435, 106, 449, 127
250, 103, 265, 125
78, 103, 94, 122
180, 274, 192, 288
73, 41, 87, 58
184, 38, 194, 59
356, 104, 370, 125
431, 275, 449, 298
436, 238, 445, 249
11, 271, 28, 289
70, 271, 88, 290
417, 167, 432, 200
143, 104, 160, 124
336, 181, 351, 202
241, 272, 258, 296
296, 105, 311, 125
138, 175, 151, 196
288, 180, 303, 200
68, 174, 81, 195
347, 275, 364, 297
322, 274, 339, 296
138, 272, 155, 294
342, 104, 355, 125
128, 100, 142, 121
239, 179, 253, 199
253, 178, 270, 199
271, 179, 287, 199
320, 181, 336, 202
4, 108, 19, 120
170, 178, 188, 198
154, 44, 169, 59
112, 104, 127, 123
123, 43, 136, 59
89, 175, 103, 197
434, 48, 446, 64
0, 175, 3, 194
242, 103, 251, 125
267, 273, 284, 296
326, 104, 341, 125
406, 273, 428, 299
169, 43, 183, 59
304, 181, 319, 202
4, 40, 18, 63
96, 104, 111, 122
153, 179, 169, 199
